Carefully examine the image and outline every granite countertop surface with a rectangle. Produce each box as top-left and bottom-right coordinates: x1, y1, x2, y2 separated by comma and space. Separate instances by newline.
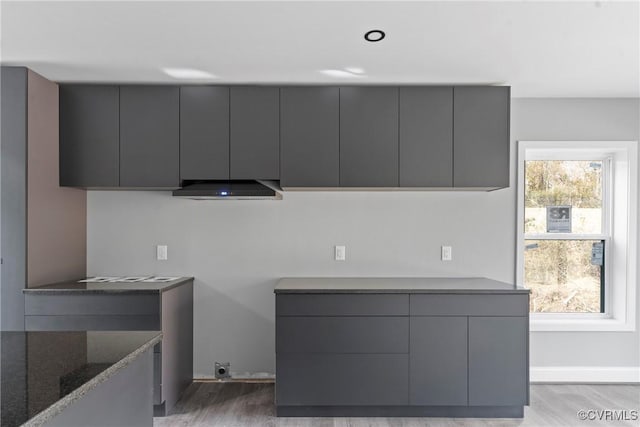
23, 276, 194, 294
275, 277, 529, 293
1, 330, 162, 427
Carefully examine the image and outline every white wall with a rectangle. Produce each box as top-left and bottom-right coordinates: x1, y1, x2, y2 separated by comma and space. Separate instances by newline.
512, 98, 640, 375
87, 98, 640, 378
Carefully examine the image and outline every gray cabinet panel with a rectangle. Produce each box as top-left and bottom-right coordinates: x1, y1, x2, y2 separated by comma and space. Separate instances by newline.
410, 316, 467, 406
154, 352, 162, 404
230, 87, 279, 179
120, 86, 180, 187
277, 316, 408, 354
276, 294, 409, 316
453, 86, 510, 188
410, 294, 528, 316
160, 282, 194, 414
25, 294, 159, 316
180, 86, 229, 180
42, 348, 153, 427
399, 87, 453, 187
25, 315, 160, 331
276, 353, 408, 406
280, 87, 339, 187
339, 87, 399, 187
469, 316, 528, 406
1, 66, 27, 330
59, 85, 120, 187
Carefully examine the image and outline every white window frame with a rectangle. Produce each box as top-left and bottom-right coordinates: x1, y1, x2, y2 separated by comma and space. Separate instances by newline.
516, 141, 637, 332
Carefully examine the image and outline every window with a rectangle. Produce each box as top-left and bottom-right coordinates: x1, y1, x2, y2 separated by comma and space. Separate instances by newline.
517, 141, 637, 331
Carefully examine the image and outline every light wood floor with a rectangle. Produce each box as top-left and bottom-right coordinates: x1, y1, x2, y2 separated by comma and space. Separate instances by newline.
154, 382, 640, 427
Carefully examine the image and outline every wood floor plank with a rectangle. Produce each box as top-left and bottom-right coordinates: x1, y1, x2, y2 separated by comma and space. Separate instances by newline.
155, 383, 640, 427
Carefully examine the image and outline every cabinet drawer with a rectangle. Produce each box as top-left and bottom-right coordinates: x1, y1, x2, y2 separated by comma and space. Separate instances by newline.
25, 315, 160, 331
277, 317, 408, 354
277, 294, 408, 316
410, 294, 528, 316
25, 294, 160, 316
276, 353, 408, 406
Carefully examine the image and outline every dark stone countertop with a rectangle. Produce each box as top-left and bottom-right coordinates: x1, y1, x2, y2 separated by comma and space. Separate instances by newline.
0, 330, 162, 427
22, 277, 193, 295
275, 277, 529, 294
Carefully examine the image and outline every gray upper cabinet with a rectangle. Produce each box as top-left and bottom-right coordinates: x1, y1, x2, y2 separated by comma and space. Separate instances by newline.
453, 86, 510, 188
399, 87, 453, 187
180, 86, 230, 180
58, 84, 510, 190
119, 86, 180, 188
280, 87, 339, 187
230, 87, 279, 180
339, 87, 399, 187
59, 85, 120, 187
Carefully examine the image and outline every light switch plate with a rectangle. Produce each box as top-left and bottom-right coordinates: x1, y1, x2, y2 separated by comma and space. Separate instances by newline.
334, 245, 346, 261
157, 245, 168, 261
441, 246, 452, 261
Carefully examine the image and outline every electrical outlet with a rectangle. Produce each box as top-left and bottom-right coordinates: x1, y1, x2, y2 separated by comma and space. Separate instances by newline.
156, 245, 168, 261
334, 245, 346, 261
441, 245, 452, 261
215, 362, 231, 379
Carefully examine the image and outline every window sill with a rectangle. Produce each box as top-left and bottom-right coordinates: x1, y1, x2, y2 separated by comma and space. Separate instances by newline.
530, 316, 636, 332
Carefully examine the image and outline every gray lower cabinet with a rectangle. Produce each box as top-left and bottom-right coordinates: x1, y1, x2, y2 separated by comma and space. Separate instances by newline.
276, 291, 528, 417
409, 316, 467, 406
469, 316, 528, 406
42, 348, 154, 427
453, 86, 510, 189
180, 86, 230, 180
23, 282, 193, 416
230, 87, 279, 179
399, 87, 453, 187
339, 87, 399, 187
119, 86, 180, 188
280, 87, 339, 187
277, 353, 409, 406
59, 85, 120, 187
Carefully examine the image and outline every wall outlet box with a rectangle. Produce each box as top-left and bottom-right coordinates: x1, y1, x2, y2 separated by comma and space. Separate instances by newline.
334, 245, 346, 261
156, 245, 168, 261
215, 362, 231, 379
441, 245, 452, 261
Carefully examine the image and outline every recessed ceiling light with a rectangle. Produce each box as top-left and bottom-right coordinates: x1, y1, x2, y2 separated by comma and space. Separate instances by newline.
320, 69, 367, 78
364, 30, 385, 42
162, 67, 216, 79
344, 67, 366, 75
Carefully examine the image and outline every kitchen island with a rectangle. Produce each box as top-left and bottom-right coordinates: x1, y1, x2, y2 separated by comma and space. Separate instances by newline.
275, 277, 530, 418
0, 330, 161, 427
22, 277, 193, 416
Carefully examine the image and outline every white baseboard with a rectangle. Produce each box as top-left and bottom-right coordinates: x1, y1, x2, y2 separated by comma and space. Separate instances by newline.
531, 366, 640, 383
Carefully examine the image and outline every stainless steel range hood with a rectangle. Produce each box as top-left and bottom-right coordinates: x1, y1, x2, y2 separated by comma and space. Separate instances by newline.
172, 180, 282, 200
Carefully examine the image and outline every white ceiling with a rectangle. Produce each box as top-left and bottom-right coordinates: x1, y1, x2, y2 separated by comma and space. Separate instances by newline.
1, 1, 638, 97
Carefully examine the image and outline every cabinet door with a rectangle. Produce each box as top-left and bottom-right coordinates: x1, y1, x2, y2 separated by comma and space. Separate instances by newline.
410, 316, 468, 406
59, 85, 119, 187
180, 86, 229, 180
120, 86, 180, 188
280, 87, 339, 187
469, 316, 528, 406
339, 87, 399, 187
399, 87, 453, 187
230, 87, 279, 179
453, 86, 510, 188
